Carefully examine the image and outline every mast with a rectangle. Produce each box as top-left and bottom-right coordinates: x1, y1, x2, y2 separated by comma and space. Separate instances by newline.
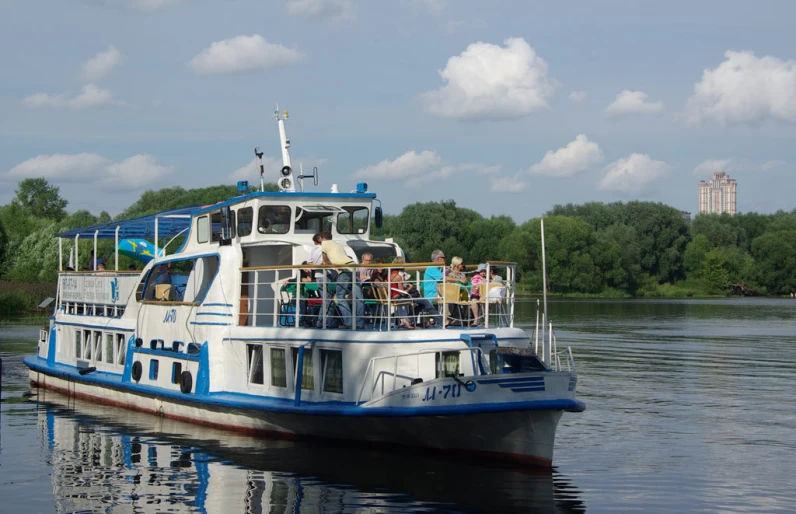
274, 109, 296, 192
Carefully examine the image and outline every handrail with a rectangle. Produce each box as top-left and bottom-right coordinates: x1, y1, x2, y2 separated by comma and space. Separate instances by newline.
240, 261, 518, 331
356, 346, 487, 405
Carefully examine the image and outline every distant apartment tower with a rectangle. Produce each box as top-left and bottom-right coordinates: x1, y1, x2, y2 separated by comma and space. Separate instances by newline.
698, 171, 737, 215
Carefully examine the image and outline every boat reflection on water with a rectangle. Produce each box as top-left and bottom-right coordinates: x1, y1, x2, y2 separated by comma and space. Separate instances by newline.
31, 387, 585, 513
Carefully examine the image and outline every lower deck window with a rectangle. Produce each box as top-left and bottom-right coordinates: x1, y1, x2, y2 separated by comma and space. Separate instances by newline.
436, 351, 460, 378
247, 344, 264, 385
292, 347, 314, 390
149, 359, 159, 380
270, 348, 286, 387
321, 350, 343, 394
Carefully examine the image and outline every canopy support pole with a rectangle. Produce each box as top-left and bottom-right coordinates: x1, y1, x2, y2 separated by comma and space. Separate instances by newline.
115, 226, 120, 271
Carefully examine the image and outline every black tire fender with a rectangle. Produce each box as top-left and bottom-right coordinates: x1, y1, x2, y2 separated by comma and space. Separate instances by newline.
131, 361, 142, 382
180, 370, 193, 394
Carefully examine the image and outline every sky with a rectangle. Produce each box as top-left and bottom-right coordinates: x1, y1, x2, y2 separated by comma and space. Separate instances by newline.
1, 0, 795, 223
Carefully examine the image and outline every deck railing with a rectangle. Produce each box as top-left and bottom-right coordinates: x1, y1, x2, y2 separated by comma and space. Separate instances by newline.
238, 262, 516, 331
356, 347, 489, 404
57, 272, 140, 318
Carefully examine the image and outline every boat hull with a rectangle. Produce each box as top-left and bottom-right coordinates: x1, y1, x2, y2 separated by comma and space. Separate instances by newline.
28, 365, 567, 468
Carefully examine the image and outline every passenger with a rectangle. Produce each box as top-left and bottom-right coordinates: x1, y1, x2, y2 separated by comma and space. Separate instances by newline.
394, 256, 441, 328
359, 252, 374, 282
97, 262, 106, 271
322, 239, 365, 329
489, 267, 504, 284
388, 257, 416, 329
155, 264, 171, 285
469, 263, 487, 326
422, 249, 446, 302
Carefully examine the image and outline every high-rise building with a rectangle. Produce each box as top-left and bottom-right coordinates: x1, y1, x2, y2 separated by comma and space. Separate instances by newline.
698, 171, 737, 215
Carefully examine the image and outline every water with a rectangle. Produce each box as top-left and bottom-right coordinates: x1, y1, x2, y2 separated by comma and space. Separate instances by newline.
1, 298, 795, 513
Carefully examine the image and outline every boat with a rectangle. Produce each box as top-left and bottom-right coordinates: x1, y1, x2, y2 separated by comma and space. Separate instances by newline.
23, 109, 584, 469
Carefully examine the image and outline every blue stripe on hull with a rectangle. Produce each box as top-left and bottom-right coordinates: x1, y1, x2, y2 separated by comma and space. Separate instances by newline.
24, 356, 585, 417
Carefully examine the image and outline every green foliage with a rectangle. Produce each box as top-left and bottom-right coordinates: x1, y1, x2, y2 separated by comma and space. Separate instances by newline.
3, 223, 61, 282
701, 249, 730, 294
0, 281, 57, 315
14, 178, 68, 221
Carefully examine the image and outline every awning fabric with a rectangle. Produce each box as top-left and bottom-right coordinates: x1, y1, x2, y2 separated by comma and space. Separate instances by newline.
57, 205, 200, 240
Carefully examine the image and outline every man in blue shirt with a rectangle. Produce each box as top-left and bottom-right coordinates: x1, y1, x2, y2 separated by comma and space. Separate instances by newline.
422, 250, 446, 301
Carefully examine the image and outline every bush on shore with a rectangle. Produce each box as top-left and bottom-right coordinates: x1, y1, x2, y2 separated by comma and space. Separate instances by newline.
0, 281, 56, 316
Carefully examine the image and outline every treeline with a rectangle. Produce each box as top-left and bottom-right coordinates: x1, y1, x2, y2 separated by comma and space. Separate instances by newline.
1, 178, 796, 300
384, 201, 796, 297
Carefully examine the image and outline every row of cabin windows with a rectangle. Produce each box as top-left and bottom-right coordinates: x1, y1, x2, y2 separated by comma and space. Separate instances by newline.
247, 345, 343, 394
75, 330, 127, 366
196, 205, 369, 244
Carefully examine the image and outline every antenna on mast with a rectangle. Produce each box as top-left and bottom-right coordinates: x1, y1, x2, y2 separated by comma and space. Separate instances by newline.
254, 147, 264, 192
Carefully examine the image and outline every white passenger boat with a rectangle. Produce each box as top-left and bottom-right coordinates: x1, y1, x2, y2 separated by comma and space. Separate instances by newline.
24, 110, 584, 469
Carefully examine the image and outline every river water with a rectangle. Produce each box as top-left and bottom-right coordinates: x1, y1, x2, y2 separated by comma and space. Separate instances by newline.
1, 298, 794, 513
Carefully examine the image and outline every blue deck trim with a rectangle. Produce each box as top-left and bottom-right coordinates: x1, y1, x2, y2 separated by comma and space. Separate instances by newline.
196, 312, 233, 317
134, 347, 202, 361
203, 303, 234, 307
189, 321, 231, 326
24, 355, 585, 416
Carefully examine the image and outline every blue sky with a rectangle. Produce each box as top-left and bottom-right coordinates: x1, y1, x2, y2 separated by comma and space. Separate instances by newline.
1, 0, 795, 222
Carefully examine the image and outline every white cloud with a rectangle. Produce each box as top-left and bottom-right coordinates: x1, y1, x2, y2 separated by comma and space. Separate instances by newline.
599, 153, 669, 193
693, 158, 732, 177
353, 150, 441, 180
422, 37, 557, 120
22, 83, 114, 109
530, 135, 603, 177
102, 155, 174, 189
686, 51, 796, 126
407, 162, 499, 187
81, 45, 121, 82
285, 0, 356, 23
491, 173, 528, 193
7, 153, 171, 190
188, 35, 305, 75
761, 160, 785, 171
8, 153, 111, 179
603, 90, 663, 116
569, 90, 587, 103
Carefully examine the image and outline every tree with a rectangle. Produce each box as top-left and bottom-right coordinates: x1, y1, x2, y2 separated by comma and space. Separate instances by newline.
701, 249, 730, 294
13, 178, 68, 221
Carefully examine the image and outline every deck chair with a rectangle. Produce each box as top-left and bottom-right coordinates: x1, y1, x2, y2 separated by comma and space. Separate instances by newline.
479, 282, 508, 326
155, 284, 172, 301
438, 283, 471, 326
372, 283, 415, 329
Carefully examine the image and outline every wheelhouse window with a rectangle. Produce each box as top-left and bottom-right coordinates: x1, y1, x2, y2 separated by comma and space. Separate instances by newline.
337, 206, 369, 235
258, 205, 291, 234
321, 349, 343, 394
210, 211, 223, 242
294, 206, 339, 234
237, 207, 253, 237
139, 256, 220, 304
197, 215, 209, 243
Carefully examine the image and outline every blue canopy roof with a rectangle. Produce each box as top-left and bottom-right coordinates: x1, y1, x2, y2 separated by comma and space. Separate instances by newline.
57, 205, 200, 240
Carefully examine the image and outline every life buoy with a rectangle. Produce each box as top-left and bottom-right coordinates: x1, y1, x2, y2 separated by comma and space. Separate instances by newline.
131, 361, 142, 382
180, 370, 193, 394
